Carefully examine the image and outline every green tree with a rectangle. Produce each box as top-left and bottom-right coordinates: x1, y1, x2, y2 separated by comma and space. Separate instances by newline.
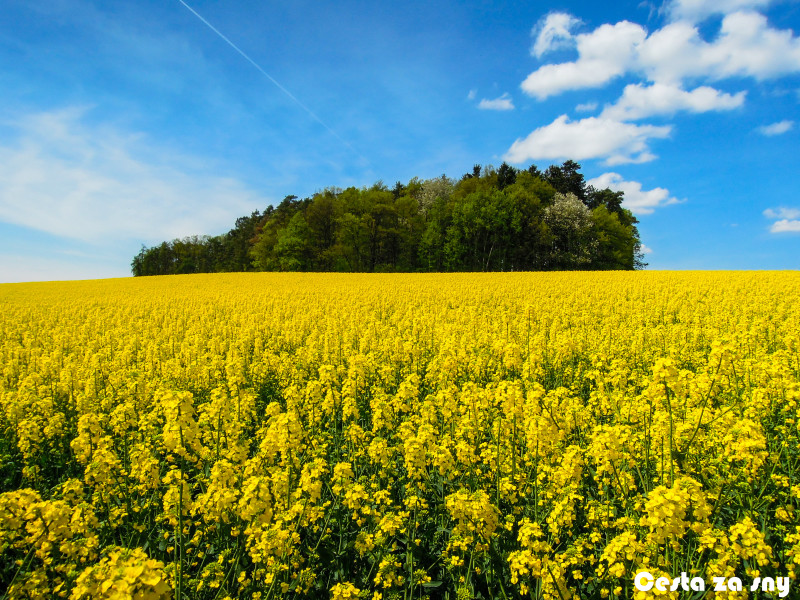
273, 212, 313, 271
503, 170, 554, 270
418, 194, 451, 271
496, 162, 517, 190
590, 205, 635, 270
306, 189, 339, 269
545, 160, 588, 203
587, 187, 624, 212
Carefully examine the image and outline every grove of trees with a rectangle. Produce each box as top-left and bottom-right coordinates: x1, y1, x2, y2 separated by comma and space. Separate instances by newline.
131, 161, 647, 276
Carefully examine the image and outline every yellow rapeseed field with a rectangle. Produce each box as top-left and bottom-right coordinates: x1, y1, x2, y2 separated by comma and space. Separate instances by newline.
1, 272, 799, 600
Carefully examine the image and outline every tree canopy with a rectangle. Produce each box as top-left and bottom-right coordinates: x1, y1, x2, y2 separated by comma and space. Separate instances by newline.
132, 161, 647, 276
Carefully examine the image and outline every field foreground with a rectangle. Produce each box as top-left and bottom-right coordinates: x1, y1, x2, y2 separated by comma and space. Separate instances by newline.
1, 272, 799, 600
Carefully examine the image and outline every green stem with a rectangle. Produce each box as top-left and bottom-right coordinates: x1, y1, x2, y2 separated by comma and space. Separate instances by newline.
663, 383, 676, 486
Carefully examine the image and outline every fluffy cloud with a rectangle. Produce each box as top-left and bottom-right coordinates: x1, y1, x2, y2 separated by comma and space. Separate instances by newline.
531, 12, 582, 58
504, 115, 671, 165
478, 93, 515, 110
764, 207, 800, 219
640, 12, 800, 84
522, 11, 800, 99
522, 21, 647, 99
0, 108, 265, 244
762, 207, 800, 233
665, 0, 775, 23
588, 172, 681, 214
601, 83, 746, 120
757, 120, 794, 135
769, 219, 800, 233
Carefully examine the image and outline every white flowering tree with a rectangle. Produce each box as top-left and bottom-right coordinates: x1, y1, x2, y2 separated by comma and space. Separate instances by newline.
418, 175, 455, 217
543, 192, 597, 269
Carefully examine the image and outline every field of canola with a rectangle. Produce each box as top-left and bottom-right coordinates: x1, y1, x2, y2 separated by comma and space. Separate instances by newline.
1, 272, 800, 600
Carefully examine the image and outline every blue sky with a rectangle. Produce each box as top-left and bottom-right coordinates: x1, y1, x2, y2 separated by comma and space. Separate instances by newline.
1, 0, 799, 281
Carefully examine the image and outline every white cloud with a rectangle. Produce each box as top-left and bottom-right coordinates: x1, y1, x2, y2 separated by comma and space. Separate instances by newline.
522, 11, 800, 99
478, 93, 515, 111
522, 21, 647, 99
769, 219, 800, 233
601, 83, 746, 120
635, 22, 702, 84
764, 207, 800, 219
640, 243, 654, 254
665, 0, 775, 23
758, 119, 794, 135
639, 12, 800, 84
575, 101, 598, 112
588, 172, 681, 214
504, 115, 671, 165
764, 207, 800, 234
467, 89, 477, 100
531, 12, 582, 58
0, 108, 266, 245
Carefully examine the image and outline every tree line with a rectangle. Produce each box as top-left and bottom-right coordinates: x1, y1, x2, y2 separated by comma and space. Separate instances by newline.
131, 161, 647, 276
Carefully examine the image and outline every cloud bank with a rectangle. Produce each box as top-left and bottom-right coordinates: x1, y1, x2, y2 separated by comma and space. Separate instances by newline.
764, 207, 800, 233
521, 10, 800, 100
504, 0, 797, 208
588, 172, 681, 214
522, 21, 646, 99
600, 83, 746, 121
0, 108, 266, 245
504, 116, 671, 165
